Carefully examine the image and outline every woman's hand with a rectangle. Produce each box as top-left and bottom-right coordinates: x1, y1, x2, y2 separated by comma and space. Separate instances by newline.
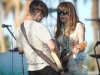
72, 47, 80, 54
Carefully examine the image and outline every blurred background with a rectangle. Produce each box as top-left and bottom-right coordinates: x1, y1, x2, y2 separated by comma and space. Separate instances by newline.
0, 0, 100, 75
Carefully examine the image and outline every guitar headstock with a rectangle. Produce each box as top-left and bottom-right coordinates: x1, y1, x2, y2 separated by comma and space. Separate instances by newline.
75, 41, 87, 50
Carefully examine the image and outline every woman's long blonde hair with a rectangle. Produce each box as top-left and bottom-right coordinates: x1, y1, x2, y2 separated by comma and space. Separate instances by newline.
55, 1, 79, 38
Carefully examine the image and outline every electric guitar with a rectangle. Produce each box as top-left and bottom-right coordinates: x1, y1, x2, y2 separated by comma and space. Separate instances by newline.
51, 41, 87, 75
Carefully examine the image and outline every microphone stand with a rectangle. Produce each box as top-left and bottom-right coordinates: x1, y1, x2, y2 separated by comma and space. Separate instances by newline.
85, 19, 100, 75
21, 52, 24, 75
94, 44, 100, 75
5, 27, 24, 75
6, 27, 16, 40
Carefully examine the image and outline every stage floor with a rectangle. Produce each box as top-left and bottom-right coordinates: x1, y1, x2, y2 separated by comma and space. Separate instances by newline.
0, 49, 99, 75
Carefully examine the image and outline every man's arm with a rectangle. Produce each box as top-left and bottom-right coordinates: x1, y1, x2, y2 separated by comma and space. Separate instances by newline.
47, 39, 61, 58
17, 46, 24, 53
15, 38, 24, 53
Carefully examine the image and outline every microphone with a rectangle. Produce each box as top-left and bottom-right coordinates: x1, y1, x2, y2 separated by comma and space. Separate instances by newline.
2, 24, 11, 28
94, 41, 100, 47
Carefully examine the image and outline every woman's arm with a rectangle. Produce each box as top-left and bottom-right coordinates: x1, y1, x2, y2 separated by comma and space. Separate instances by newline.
62, 47, 79, 63
77, 23, 86, 52
62, 23, 86, 63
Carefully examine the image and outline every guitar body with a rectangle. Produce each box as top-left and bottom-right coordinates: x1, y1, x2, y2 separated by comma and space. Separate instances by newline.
51, 52, 65, 75
51, 52, 63, 69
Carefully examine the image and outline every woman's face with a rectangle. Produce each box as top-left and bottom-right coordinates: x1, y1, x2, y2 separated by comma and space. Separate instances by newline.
57, 10, 69, 22
59, 14, 68, 22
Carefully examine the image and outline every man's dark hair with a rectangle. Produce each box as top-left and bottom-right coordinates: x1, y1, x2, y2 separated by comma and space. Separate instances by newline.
29, 0, 48, 17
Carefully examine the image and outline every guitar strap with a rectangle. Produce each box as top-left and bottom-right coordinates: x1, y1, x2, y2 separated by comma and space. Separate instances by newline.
20, 23, 61, 72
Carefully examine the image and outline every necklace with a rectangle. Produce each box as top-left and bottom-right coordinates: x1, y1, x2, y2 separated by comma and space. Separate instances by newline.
61, 23, 70, 53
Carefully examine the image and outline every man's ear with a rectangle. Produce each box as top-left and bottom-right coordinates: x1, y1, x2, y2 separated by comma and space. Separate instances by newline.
34, 10, 40, 16
37, 11, 41, 16
38, 11, 41, 14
